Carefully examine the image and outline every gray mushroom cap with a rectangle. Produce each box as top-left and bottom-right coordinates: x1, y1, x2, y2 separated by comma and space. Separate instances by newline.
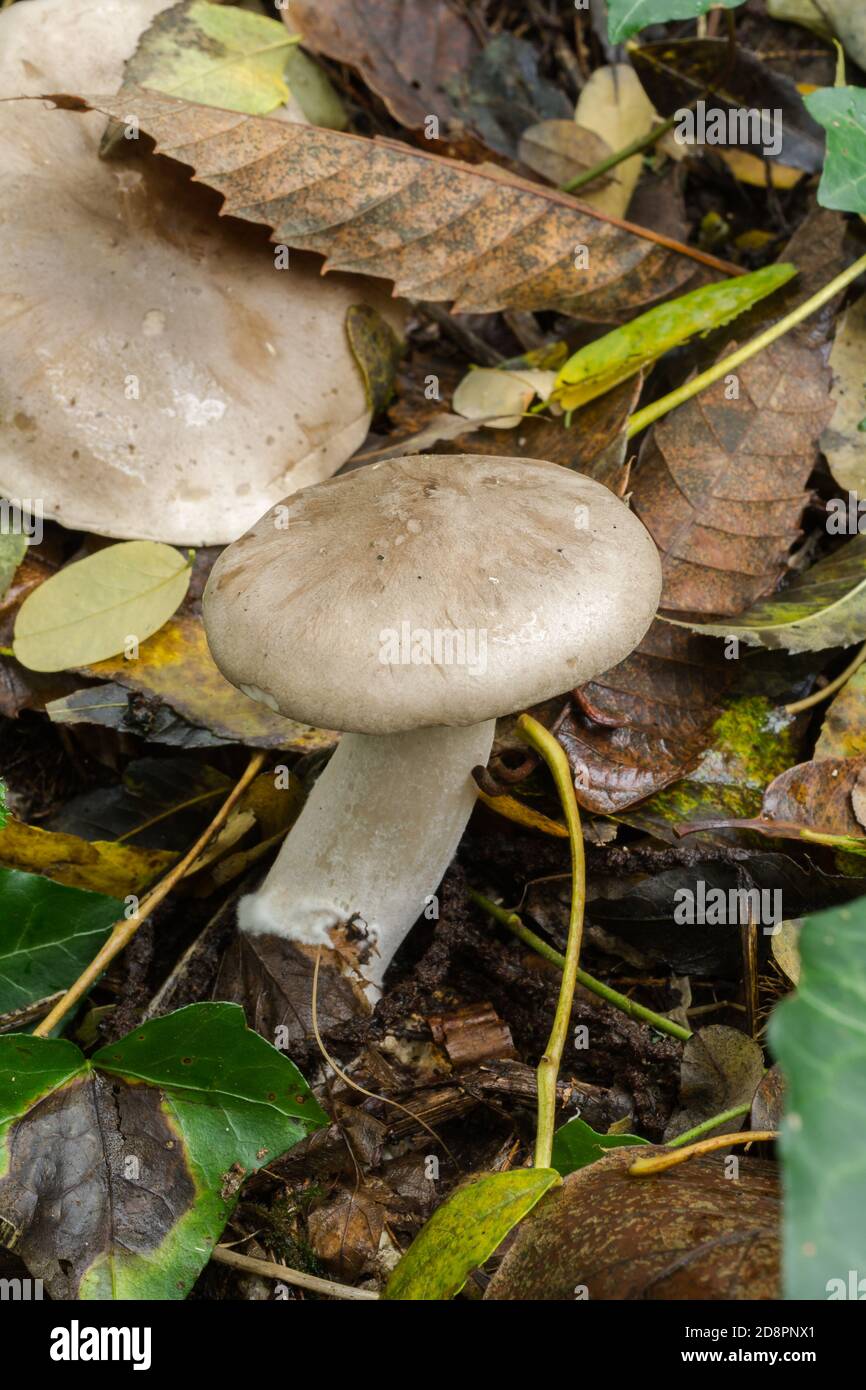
0, 0, 403, 546
204, 454, 663, 735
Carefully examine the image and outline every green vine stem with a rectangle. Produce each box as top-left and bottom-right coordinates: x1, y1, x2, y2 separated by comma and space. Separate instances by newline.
626, 250, 866, 439
469, 887, 692, 1043
665, 1102, 751, 1148
560, 112, 681, 195
515, 713, 588, 1169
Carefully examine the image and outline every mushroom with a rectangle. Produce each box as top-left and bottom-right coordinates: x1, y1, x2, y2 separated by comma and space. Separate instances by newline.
203, 454, 662, 992
0, 0, 403, 546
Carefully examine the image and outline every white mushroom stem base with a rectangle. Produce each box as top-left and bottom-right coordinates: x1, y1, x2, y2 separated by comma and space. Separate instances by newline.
238, 721, 496, 993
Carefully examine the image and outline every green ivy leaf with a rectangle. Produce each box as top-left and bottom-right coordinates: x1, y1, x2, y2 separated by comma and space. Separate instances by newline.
770, 896, 866, 1298
0, 868, 121, 1015
607, 0, 746, 45
0, 1003, 326, 1299
805, 86, 866, 214
551, 1117, 649, 1177
383, 1168, 559, 1300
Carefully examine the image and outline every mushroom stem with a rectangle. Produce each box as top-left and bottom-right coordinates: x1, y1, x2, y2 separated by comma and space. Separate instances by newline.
238, 720, 496, 990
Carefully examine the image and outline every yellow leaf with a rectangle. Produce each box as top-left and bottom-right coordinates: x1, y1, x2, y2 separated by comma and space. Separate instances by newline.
13, 541, 191, 673
0, 819, 174, 897
80, 614, 336, 752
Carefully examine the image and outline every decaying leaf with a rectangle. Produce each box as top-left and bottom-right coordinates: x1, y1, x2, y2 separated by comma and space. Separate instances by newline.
516, 120, 613, 193
120, 0, 302, 115
384, 1168, 559, 1300
0, 0, 402, 546
0, 1004, 326, 1299
0, 819, 174, 898
54, 88, 713, 321
78, 614, 336, 751
692, 754, 866, 853
345, 304, 405, 416
631, 37, 825, 171
285, 0, 480, 133
452, 367, 556, 430
664, 1025, 765, 1142
444, 32, 573, 160
0, 535, 27, 602
485, 1147, 780, 1299
822, 292, 866, 493
816, 662, 866, 759
13, 542, 191, 673
677, 534, 866, 652
557, 621, 734, 814
571, 64, 657, 217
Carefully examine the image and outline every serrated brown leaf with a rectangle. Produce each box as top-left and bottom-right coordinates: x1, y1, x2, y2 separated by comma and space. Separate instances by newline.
632, 337, 832, 618
285, 0, 480, 132
52, 89, 722, 320
631, 210, 843, 619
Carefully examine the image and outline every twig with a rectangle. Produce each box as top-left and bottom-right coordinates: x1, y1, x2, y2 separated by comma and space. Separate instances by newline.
785, 640, 866, 715
310, 948, 458, 1168
561, 113, 680, 194
210, 1245, 378, 1301
32, 751, 266, 1036
666, 1102, 752, 1148
626, 250, 866, 439
515, 714, 587, 1170
469, 888, 692, 1042
629, 1130, 777, 1175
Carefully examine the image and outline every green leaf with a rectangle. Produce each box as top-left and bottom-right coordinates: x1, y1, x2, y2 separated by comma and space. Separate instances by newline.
805, 86, 866, 214
13, 541, 192, 673
283, 46, 348, 129
123, 0, 301, 115
551, 1117, 648, 1177
383, 1168, 559, 1301
0, 868, 121, 1015
670, 534, 866, 653
0, 1003, 326, 1299
0, 532, 27, 600
607, 0, 746, 45
552, 264, 796, 410
345, 304, 404, 416
770, 896, 866, 1298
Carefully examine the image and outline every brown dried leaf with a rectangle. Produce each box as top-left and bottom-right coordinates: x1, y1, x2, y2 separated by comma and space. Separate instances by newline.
664, 1025, 765, 1143
632, 336, 833, 618
556, 621, 732, 813
52, 89, 708, 320
285, 0, 480, 132
485, 1147, 780, 1300
214, 933, 369, 1067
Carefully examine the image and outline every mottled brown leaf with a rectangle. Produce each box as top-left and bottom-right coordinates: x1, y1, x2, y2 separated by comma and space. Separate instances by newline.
632, 337, 832, 618
53, 89, 713, 320
485, 1147, 780, 1300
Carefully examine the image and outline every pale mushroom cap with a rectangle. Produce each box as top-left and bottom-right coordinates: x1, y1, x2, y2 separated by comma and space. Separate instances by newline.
0, 0, 402, 546
204, 455, 663, 734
